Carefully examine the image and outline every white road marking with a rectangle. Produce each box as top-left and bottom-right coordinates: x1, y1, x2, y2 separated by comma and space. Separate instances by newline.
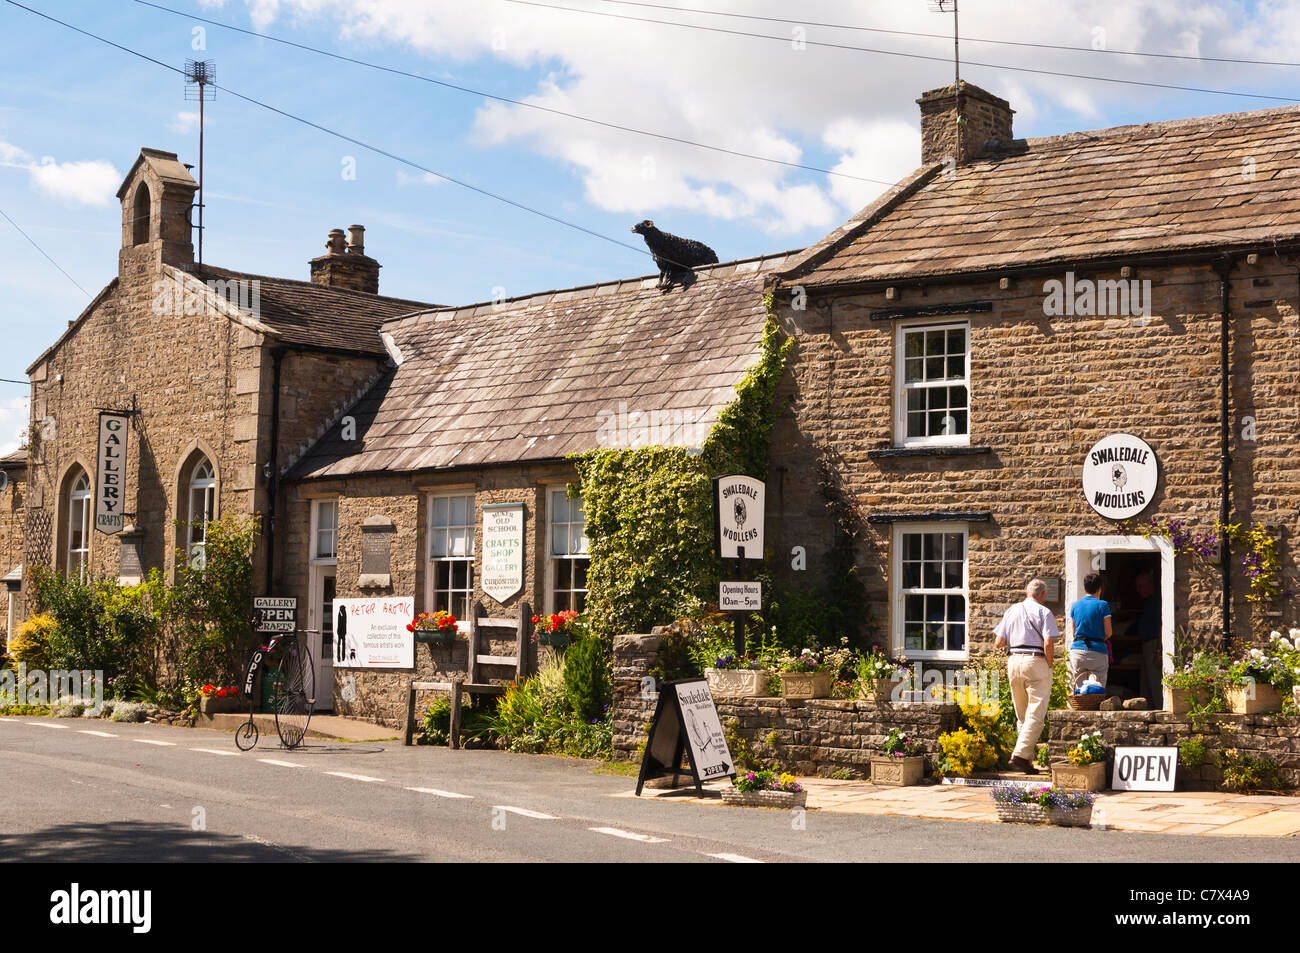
589, 827, 668, 843
705, 852, 763, 863
496, 806, 557, 820
405, 787, 473, 799
133, 739, 176, 746
78, 730, 117, 737
191, 748, 240, 756
259, 759, 305, 768
324, 771, 384, 783
30, 722, 70, 729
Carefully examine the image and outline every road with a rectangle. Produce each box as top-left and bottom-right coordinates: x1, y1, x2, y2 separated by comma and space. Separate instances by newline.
2, 717, 1297, 863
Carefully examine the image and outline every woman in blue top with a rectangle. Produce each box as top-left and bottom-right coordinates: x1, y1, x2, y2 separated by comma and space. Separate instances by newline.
1066, 572, 1112, 692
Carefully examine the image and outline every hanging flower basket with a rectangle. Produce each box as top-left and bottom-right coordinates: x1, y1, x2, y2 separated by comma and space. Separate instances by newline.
415, 628, 456, 647
532, 611, 580, 649
537, 628, 571, 649
408, 611, 458, 647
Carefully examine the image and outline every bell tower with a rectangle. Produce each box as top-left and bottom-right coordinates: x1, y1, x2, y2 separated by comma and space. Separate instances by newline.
115, 148, 198, 278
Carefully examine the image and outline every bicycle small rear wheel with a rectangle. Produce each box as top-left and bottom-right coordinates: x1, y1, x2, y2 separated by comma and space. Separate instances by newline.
235, 720, 258, 751
275, 639, 314, 750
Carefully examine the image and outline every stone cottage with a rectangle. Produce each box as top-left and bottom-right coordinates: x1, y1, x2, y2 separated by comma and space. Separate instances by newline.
765, 81, 1300, 705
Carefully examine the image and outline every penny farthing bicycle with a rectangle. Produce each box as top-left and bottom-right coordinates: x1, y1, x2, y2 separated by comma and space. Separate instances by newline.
234, 628, 315, 751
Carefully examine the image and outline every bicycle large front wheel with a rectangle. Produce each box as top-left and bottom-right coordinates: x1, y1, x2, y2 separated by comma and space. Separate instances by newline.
274, 639, 314, 749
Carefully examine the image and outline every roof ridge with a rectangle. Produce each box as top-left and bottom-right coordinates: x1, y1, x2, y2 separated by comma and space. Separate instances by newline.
383, 248, 802, 327
193, 263, 436, 308
1010, 101, 1300, 154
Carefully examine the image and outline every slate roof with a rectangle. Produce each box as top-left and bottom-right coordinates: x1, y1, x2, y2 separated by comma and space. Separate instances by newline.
193, 265, 436, 355
286, 251, 798, 480
0, 448, 27, 468
782, 103, 1300, 288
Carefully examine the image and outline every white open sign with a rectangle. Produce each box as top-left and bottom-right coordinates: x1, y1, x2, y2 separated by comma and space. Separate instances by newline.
1111, 746, 1178, 791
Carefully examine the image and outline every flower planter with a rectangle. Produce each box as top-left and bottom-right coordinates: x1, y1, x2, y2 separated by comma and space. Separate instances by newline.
537, 630, 571, 649
1048, 804, 1094, 828
1165, 686, 1212, 715
414, 628, 456, 647
862, 676, 904, 704
1051, 761, 1107, 793
871, 755, 925, 787
722, 788, 807, 809
1226, 682, 1283, 714
779, 671, 831, 699
705, 668, 769, 697
995, 801, 1050, 824
200, 694, 243, 716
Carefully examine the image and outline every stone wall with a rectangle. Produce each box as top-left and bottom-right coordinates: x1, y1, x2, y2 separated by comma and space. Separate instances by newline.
1047, 708, 1300, 790
769, 259, 1300, 656
611, 629, 960, 777
0, 465, 25, 639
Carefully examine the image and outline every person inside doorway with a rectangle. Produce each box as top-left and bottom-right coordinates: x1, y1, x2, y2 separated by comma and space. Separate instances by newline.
1131, 570, 1162, 706
1067, 572, 1111, 693
994, 578, 1059, 774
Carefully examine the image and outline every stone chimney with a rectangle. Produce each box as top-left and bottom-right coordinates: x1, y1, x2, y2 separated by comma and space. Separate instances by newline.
115, 148, 198, 277
917, 81, 1014, 167
310, 224, 380, 294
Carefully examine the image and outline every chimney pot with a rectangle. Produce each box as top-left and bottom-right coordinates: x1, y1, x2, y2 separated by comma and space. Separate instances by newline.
326, 228, 347, 255
347, 224, 365, 256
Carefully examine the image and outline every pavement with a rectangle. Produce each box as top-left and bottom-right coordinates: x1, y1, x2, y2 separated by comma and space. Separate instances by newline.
634, 775, 1300, 837
3, 714, 1299, 862
199, 712, 401, 742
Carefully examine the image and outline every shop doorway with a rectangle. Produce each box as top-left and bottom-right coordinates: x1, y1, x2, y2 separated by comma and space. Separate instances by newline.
306, 565, 336, 713
1064, 535, 1174, 709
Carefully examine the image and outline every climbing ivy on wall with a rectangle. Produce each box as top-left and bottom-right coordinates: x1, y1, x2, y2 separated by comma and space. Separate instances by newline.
572, 303, 794, 640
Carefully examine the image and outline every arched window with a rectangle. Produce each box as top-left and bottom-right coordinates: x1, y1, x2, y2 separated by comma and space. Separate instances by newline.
186, 457, 215, 569
132, 182, 151, 245
66, 469, 91, 580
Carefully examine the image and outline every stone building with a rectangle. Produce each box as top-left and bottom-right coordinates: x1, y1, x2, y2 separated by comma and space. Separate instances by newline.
277, 253, 792, 722
20, 147, 435, 617
0, 449, 27, 644
765, 82, 1300, 703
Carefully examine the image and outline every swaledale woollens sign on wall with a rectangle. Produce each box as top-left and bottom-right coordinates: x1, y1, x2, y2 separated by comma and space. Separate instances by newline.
1081, 432, 1159, 521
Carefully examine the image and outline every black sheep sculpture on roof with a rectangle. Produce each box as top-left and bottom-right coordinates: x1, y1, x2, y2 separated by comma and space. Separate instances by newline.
632, 220, 719, 290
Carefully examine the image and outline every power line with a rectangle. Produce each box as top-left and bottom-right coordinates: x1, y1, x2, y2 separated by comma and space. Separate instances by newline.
129, 0, 890, 187
0, 378, 29, 386
501, 0, 1300, 104
598, 0, 1300, 69
0, 206, 93, 298
6, 0, 656, 264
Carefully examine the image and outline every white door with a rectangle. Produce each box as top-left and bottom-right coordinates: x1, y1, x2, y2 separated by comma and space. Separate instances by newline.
307, 565, 337, 712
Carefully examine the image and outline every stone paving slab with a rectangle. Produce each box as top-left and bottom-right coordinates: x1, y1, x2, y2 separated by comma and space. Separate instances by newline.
626, 776, 1300, 837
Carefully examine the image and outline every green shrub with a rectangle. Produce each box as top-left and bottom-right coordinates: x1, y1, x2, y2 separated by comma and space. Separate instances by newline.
109, 701, 148, 723
491, 659, 613, 760
418, 695, 493, 746
1216, 748, 1287, 794
564, 633, 611, 723
8, 613, 56, 670
1178, 734, 1208, 771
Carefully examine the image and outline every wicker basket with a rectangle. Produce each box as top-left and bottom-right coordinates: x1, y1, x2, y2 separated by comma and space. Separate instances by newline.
1067, 693, 1104, 711
1048, 805, 1094, 828
995, 800, 1050, 824
722, 788, 808, 809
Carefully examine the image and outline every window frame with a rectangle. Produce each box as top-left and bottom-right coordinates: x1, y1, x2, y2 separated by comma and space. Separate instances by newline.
425, 490, 476, 623
310, 498, 339, 565
545, 485, 590, 615
186, 457, 216, 569
66, 470, 91, 582
894, 319, 972, 448
891, 521, 970, 662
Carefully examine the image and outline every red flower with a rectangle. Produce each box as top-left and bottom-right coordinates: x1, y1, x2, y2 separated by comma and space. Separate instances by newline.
406, 622, 415, 632
532, 615, 541, 624
229, 687, 239, 696
217, 688, 228, 698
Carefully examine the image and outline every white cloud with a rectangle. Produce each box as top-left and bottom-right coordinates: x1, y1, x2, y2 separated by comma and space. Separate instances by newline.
395, 169, 443, 187
169, 110, 203, 134
0, 139, 119, 206
225, 0, 1268, 234
0, 397, 28, 457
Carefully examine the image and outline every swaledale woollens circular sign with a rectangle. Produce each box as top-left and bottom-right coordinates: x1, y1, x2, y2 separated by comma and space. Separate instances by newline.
1082, 433, 1158, 521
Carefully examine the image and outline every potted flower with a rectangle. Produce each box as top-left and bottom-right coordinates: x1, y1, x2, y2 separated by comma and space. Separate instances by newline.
991, 784, 1097, 827
870, 728, 925, 786
704, 653, 770, 697
777, 649, 832, 699
1225, 644, 1287, 714
198, 683, 242, 715
857, 649, 909, 704
1051, 730, 1108, 792
532, 610, 579, 649
722, 770, 806, 809
1163, 648, 1226, 715
408, 610, 458, 646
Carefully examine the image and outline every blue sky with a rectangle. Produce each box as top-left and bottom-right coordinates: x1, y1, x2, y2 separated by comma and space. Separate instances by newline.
1, 0, 1298, 451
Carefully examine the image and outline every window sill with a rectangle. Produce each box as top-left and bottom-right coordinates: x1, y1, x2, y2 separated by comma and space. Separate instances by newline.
869, 445, 991, 460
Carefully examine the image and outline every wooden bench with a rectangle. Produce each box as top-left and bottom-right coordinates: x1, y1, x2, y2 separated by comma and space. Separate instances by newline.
401, 601, 532, 748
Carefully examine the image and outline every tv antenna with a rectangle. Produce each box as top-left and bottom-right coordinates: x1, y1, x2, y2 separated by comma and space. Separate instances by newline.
928, 0, 962, 162
184, 59, 216, 266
